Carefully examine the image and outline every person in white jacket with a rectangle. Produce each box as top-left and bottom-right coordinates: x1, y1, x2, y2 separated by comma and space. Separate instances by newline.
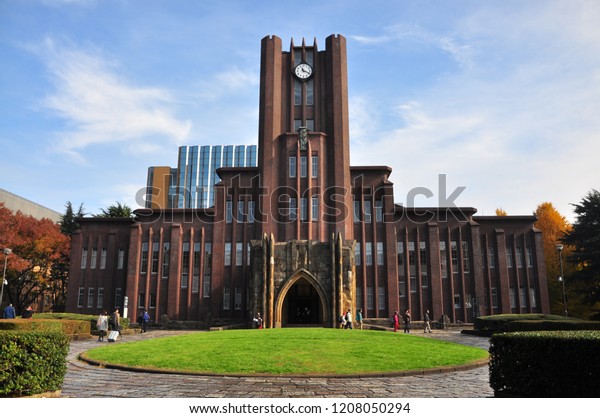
97, 311, 108, 341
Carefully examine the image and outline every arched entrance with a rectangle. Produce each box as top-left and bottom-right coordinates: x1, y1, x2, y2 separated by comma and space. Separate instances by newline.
275, 270, 330, 327
282, 278, 321, 326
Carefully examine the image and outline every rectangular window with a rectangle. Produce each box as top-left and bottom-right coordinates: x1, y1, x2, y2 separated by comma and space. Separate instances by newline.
192, 242, 200, 293
226, 201, 233, 223
247, 243, 251, 266
223, 286, 230, 310
81, 248, 88, 269
87, 288, 94, 308
306, 79, 314, 105
203, 243, 212, 297
506, 245, 513, 268
311, 156, 318, 178
516, 246, 524, 267
365, 242, 373, 266
149, 293, 156, 308
408, 242, 416, 281
181, 242, 190, 288
520, 287, 527, 308
378, 286, 386, 310
248, 201, 255, 223
294, 79, 302, 105
237, 200, 244, 223
117, 248, 125, 270
355, 243, 361, 266
289, 156, 297, 178
311, 196, 318, 221
526, 245, 534, 267
488, 246, 496, 269
77, 287, 84, 307
397, 242, 404, 277
530, 288, 537, 308
399, 278, 406, 297
151, 243, 159, 274
91, 248, 97, 269
114, 288, 122, 308
224, 242, 232, 266
300, 198, 308, 221
100, 248, 107, 270
353, 201, 360, 223
356, 287, 363, 310
367, 286, 374, 310
300, 156, 307, 178
235, 286, 242, 310
462, 241, 470, 273
451, 241, 458, 273
454, 294, 461, 309
491, 287, 499, 309
140, 243, 148, 273
510, 288, 516, 308
289, 197, 297, 221
375, 200, 383, 223
97, 288, 104, 308
364, 201, 372, 223
236, 242, 243, 266
440, 241, 448, 279
138, 293, 145, 308
162, 243, 170, 278
377, 242, 384, 266
420, 241, 428, 288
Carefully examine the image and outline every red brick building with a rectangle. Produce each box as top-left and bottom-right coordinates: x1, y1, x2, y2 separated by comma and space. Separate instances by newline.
66, 35, 550, 326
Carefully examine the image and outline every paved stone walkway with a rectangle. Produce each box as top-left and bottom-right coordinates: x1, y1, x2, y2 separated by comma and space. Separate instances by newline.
61, 329, 492, 398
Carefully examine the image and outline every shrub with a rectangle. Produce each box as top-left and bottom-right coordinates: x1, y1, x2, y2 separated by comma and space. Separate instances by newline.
490, 331, 600, 397
0, 319, 90, 335
0, 331, 69, 397
473, 314, 598, 333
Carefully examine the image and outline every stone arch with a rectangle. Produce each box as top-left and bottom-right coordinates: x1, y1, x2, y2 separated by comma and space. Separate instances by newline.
274, 269, 330, 327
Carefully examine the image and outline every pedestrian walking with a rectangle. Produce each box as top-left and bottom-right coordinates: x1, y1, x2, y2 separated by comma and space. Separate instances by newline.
97, 311, 108, 341
424, 309, 432, 333
403, 309, 411, 333
355, 308, 363, 330
344, 310, 353, 329
3, 303, 16, 319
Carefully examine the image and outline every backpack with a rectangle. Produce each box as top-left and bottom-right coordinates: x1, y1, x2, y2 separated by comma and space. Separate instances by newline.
338, 315, 344, 323
390, 316, 395, 325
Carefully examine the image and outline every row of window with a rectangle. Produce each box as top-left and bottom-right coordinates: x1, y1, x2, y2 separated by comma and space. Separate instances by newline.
353, 200, 384, 223
226, 200, 256, 223
355, 287, 386, 311
485, 245, 534, 269
77, 287, 121, 309
289, 156, 318, 178
80, 248, 125, 270
354, 242, 385, 267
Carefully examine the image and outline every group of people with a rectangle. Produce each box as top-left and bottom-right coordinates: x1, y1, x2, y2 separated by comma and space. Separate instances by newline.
339, 308, 363, 329
96, 309, 123, 341
391, 309, 433, 333
2, 303, 33, 319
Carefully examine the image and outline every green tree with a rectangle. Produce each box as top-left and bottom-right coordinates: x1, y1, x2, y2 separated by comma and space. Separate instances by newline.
562, 190, 600, 319
95, 202, 133, 218
59, 201, 86, 235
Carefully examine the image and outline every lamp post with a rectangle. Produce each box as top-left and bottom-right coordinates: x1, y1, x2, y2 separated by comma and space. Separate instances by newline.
1, 248, 12, 308
556, 244, 567, 317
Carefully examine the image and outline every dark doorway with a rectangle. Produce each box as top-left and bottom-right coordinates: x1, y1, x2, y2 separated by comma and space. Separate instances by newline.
282, 278, 321, 326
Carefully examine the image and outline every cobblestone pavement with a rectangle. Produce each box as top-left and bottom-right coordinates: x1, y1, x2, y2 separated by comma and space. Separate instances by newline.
61, 329, 492, 398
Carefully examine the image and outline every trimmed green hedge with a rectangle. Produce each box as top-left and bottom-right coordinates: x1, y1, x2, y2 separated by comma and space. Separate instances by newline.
473, 314, 600, 333
0, 331, 69, 397
490, 331, 600, 397
0, 319, 90, 335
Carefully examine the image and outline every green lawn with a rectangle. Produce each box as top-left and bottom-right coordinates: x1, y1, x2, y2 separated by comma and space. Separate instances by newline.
82, 328, 488, 376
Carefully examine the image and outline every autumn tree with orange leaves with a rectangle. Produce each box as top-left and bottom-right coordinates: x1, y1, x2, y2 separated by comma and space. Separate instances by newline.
0, 203, 70, 314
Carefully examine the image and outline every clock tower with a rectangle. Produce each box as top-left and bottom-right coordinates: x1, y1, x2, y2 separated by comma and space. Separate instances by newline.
257, 35, 353, 242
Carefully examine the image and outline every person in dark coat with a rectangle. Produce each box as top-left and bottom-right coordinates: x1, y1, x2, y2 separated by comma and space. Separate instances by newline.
3, 303, 16, 319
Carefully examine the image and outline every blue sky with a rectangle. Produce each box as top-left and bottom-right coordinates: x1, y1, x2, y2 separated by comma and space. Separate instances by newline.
1, 0, 599, 220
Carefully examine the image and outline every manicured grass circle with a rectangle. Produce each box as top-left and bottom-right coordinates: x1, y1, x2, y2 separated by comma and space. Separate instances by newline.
82, 328, 488, 376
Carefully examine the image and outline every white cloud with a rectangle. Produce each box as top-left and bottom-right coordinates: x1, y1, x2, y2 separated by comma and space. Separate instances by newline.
349, 2, 600, 220
34, 38, 191, 163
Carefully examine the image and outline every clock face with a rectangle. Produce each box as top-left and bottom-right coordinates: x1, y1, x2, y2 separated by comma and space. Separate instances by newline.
294, 63, 313, 80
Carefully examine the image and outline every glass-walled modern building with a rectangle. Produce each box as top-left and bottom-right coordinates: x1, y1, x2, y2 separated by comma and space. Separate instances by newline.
146, 145, 257, 209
